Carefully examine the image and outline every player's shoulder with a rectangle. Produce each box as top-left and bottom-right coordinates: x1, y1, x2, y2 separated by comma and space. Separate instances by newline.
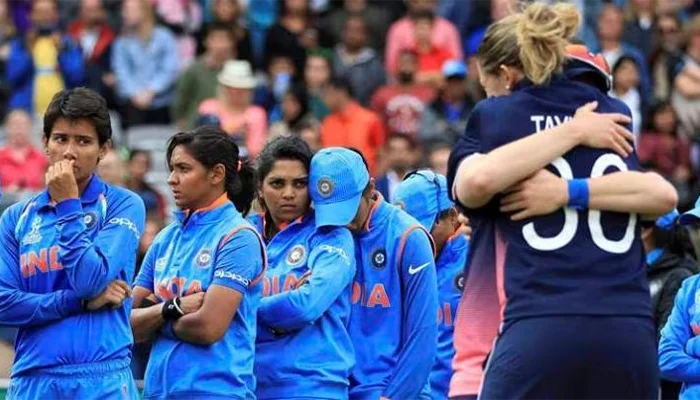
679, 274, 700, 297
311, 224, 354, 248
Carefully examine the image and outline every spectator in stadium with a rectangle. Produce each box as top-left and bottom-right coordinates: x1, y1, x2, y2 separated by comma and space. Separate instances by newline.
153, 0, 203, 71
411, 11, 455, 88
393, 170, 468, 400
426, 139, 451, 176
332, 15, 385, 107
320, 77, 386, 176
112, 0, 178, 129
253, 54, 296, 122
0, 0, 16, 120
136, 213, 165, 275
0, 109, 47, 197
375, 133, 419, 202
644, 210, 695, 399
248, 136, 356, 399
0, 88, 146, 400
450, 3, 676, 397
130, 125, 263, 399
265, 0, 311, 75
172, 23, 234, 131
96, 148, 126, 187
610, 56, 645, 138
638, 102, 694, 209
322, 0, 392, 53
593, 4, 651, 103
5, 0, 84, 115
384, 0, 462, 78
671, 14, 700, 140
304, 51, 332, 120
67, 0, 117, 108
198, 0, 253, 66
621, 0, 656, 61
197, 60, 267, 158
370, 50, 436, 138
309, 147, 438, 399
651, 13, 684, 102
126, 149, 167, 220
420, 59, 474, 144
268, 85, 316, 139
298, 119, 321, 153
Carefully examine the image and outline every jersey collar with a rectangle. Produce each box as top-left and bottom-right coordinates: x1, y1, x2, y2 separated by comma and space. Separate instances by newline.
512, 73, 567, 92
173, 193, 236, 226
357, 191, 390, 236
36, 174, 106, 210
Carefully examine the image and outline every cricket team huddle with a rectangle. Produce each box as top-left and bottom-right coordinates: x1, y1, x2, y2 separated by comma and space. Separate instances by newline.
4, 1, 700, 400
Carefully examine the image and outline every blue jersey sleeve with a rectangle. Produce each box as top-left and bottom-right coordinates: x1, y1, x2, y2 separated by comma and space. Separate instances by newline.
258, 227, 356, 331
383, 227, 439, 399
659, 276, 700, 383
55, 193, 146, 298
0, 205, 82, 327
212, 227, 265, 294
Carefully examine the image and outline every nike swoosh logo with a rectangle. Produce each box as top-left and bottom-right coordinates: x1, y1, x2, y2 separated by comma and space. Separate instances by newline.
408, 262, 431, 275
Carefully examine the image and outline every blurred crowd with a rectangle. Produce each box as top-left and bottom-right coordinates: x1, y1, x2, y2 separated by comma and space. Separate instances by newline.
1, 0, 700, 378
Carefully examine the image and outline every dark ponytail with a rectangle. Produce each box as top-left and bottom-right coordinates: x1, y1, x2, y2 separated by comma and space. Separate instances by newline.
166, 125, 257, 216
227, 158, 256, 216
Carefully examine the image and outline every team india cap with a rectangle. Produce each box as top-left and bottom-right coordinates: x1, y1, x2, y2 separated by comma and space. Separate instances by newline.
393, 169, 453, 230
310, 147, 370, 227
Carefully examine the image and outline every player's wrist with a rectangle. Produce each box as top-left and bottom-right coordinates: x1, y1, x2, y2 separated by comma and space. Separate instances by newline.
161, 297, 185, 320
567, 179, 589, 210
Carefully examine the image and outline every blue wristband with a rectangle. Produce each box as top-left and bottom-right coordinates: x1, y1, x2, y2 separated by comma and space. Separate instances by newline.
567, 179, 589, 210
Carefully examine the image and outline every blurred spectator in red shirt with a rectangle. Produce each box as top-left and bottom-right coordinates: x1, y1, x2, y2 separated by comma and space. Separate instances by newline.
412, 11, 454, 88
370, 50, 435, 138
638, 101, 694, 208
0, 109, 47, 194
68, 0, 116, 108
321, 77, 386, 175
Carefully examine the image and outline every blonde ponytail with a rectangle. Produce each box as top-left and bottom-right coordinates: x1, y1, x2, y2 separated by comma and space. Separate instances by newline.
515, 2, 580, 85
478, 1, 580, 86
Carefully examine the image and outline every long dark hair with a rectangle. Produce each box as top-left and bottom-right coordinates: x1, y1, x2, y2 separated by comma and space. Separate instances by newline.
166, 125, 256, 216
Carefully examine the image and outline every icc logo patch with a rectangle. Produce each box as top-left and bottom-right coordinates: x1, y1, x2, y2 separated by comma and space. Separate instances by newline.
454, 273, 466, 291
317, 177, 334, 197
84, 212, 98, 229
195, 249, 212, 268
371, 248, 387, 270
286, 244, 307, 266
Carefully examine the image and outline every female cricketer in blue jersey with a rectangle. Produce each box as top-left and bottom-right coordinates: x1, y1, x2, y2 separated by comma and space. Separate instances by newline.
392, 170, 468, 400
309, 147, 438, 400
0, 88, 146, 400
249, 136, 356, 399
448, 3, 677, 398
130, 126, 265, 400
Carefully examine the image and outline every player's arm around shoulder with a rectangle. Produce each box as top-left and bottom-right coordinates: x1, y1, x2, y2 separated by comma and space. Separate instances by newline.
57, 189, 146, 298
173, 227, 264, 345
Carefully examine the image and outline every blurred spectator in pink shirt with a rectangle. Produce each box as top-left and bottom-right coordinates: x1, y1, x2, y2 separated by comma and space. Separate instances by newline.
384, 0, 462, 78
197, 60, 267, 158
0, 109, 47, 194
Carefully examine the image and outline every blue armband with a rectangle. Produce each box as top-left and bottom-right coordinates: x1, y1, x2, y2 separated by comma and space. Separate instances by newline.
567, 179, 589, 210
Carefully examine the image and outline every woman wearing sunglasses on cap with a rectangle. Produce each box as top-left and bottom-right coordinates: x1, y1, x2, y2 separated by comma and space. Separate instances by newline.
248, 136, 356, 400
393, 169, 469, 400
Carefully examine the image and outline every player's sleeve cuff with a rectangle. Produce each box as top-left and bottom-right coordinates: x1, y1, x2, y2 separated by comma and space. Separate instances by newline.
55, 198, 83, 218
62, 291, 84, 316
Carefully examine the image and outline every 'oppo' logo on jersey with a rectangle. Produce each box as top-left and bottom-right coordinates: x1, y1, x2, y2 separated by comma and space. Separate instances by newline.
108, 218, 141, 240
318, 244, 351, 265
214, 269, 250, 287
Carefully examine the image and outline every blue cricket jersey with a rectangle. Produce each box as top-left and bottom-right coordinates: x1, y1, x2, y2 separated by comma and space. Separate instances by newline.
449, 74, 650, 322
430, 232, 469, 400
134, 198, 265, 400
349, 194, 438, 400
249, 213, 356, 399
0, 175, 145, 377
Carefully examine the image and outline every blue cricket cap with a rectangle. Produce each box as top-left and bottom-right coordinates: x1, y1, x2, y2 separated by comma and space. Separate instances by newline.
443, 59, 467, 79
310, 147, 370, 227
680, 196, 700, 226
393, 169, 453, 230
